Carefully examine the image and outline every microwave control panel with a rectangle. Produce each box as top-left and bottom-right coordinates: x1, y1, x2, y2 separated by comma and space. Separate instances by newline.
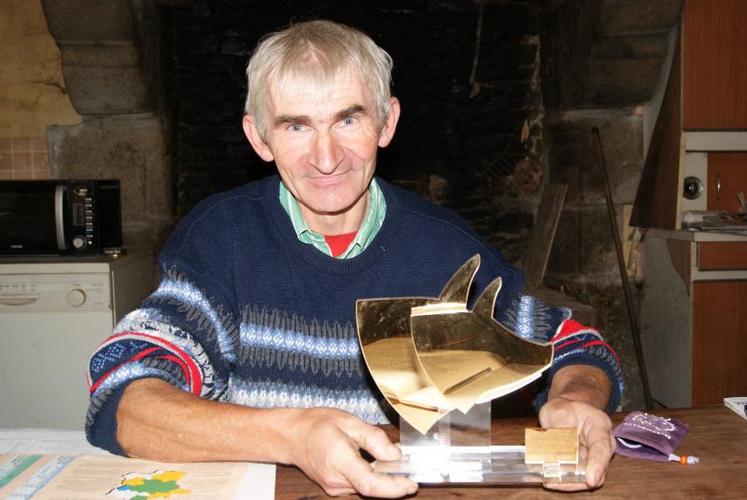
70, 184, 95, 250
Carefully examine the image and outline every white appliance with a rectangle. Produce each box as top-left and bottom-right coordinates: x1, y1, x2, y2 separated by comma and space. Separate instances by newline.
0, 249, 152, 429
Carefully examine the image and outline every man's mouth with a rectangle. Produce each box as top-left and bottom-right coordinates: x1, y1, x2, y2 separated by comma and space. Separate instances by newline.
308, 171, 351, 186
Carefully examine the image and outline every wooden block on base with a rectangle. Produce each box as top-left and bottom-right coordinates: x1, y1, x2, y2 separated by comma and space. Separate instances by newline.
524, 427, 579, 465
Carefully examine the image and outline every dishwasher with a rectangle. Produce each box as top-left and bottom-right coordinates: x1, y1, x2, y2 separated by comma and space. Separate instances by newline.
0, 250, 152, 430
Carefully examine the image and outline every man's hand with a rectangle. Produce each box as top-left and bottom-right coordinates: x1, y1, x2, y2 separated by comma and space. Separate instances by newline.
539, 364, 615, 491
539, 396, 616, 490
284, 408, 418, 497
118, 380, 416, 498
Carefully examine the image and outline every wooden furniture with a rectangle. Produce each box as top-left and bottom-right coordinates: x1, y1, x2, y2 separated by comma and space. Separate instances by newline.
632, 0, 747, 230
682, 1, 747, 130
275, 406, 747, 498
640, 229, 747, 407
632, 0, 747, 411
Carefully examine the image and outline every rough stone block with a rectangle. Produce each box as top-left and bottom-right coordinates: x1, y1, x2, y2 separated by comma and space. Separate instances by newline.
598, 0, 682, 37
548, 208, 581, 275
58, 43, 153, 114
591, 34, 668, 60
549, 206, 620, 277
41, 0, 135, 42
61, 43, 140, 67
64, 67, 152, 115
586, 57, 663, 106
548, 110, 643, 206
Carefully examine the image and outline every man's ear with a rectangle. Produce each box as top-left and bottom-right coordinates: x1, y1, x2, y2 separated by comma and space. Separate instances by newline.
378, 97, 401, 148
242, 115, 274, 162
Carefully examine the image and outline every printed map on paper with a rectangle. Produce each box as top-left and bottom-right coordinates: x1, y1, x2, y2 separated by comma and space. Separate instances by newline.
0, 454, 275, 500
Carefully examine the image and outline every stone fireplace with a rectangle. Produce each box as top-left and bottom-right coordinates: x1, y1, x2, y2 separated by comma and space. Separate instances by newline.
29, 0, 684, 409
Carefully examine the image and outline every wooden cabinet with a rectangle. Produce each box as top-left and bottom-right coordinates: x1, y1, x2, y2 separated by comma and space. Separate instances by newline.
707, 152, 747, 212
632, 0, 747, 230
641, 230, 747, 407
692, 280, 747, 405
635, 2, 747, 407
682, 0, 747, 130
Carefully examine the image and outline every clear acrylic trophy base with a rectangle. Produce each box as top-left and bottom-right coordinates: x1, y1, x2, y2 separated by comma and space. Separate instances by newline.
373, 403, 586, 485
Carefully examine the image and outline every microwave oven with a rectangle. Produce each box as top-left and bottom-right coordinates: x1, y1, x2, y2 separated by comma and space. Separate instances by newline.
0, 180, 123, 255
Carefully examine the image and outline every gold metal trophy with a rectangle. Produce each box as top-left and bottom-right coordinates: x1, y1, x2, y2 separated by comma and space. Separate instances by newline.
355, 255, 583, 484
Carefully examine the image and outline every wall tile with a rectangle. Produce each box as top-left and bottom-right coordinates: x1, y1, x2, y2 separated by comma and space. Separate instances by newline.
13, 170, 34, 179
1, 136, 50, 179
30, 137, 47, 151
0, 152, 11, 170
12, 138, 31, 152
33, 151, 48, 169
13, 152, 32, 169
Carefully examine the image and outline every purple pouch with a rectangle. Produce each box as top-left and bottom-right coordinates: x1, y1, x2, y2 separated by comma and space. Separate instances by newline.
613, 411, 689, 462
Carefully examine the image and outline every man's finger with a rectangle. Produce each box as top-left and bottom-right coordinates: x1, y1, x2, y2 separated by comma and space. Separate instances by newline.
581, 428, 615, 487
335, 420, 417, 497
342, 454, 417, 498
544, 481, 594, 492
357, 425, 401, 462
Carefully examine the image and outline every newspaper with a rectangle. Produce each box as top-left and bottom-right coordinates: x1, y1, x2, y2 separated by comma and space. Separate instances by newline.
724, 397, 747, 421
682, 211, 747, 234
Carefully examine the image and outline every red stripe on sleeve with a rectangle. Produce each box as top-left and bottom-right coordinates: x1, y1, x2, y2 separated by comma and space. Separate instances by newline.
552, 319, 587, 342
88, 331, 203, 396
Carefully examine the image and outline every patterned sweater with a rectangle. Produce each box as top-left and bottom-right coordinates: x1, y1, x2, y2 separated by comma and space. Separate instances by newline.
86, 175, 624, 455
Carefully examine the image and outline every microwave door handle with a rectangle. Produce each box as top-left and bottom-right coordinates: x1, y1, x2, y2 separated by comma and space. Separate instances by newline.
55, 185, 67, 250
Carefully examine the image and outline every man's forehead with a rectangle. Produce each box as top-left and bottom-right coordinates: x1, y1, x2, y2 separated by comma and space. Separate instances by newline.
267, 67, 373, 112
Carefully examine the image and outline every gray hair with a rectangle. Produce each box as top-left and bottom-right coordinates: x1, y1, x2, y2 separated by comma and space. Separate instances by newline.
244, 20, 393, 138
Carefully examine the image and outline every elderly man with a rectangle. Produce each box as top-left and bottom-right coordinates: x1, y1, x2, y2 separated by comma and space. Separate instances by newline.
86, 20, 623, 497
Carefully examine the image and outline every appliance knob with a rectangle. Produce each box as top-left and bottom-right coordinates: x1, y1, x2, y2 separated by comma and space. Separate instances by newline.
72, 236, 87, 249
67, 288, 86, 307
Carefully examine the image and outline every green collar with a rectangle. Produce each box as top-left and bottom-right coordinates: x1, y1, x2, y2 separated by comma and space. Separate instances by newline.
278, 178, 386, 258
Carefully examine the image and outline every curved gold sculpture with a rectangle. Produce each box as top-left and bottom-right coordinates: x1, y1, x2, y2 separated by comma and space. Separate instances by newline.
356, 255, 553, 434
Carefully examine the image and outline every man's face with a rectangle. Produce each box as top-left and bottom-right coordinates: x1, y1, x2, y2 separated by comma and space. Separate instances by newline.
243, 68, 399, 230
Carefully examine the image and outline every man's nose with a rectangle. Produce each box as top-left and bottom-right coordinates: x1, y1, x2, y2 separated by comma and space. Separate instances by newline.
310, 131, 344, 173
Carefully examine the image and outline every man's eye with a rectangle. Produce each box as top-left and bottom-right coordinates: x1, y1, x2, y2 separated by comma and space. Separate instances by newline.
342, 117, 356, 126
288, 124, 304, 132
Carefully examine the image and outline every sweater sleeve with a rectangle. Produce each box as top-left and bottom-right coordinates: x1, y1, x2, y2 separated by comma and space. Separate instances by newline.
85, 204, 240, 455
496, 294, 624, 414
85, 261, 239, 455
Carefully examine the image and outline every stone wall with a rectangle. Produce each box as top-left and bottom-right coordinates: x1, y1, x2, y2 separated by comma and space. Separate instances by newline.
0, 0, 80, 180
41, 0, 174, 256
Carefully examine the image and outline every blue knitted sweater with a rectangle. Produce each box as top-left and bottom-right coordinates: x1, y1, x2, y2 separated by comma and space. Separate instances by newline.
86, 175, 623, 455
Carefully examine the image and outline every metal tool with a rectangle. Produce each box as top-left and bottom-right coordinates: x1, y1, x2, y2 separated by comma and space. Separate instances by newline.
591, 127, 653, 410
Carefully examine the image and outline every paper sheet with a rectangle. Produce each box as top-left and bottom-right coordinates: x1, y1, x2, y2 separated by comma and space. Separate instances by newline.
0, 454, 275, 500
0, 428, 109, 456
0, 429, 275, 500
724, 397, 747, 421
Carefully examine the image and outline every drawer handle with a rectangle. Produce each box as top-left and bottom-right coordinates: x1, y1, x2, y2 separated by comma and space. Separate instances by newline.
0, 295, 40, 306
716, 174, 721, 194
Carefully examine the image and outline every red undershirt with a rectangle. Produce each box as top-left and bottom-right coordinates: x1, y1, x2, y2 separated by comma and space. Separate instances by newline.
324, 231, 358, 257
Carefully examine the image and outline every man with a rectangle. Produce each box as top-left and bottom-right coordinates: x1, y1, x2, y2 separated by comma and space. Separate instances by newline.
86, 20, 623, 497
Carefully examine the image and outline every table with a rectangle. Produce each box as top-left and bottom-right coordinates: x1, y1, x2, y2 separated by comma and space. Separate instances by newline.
275, 406, 747, 498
